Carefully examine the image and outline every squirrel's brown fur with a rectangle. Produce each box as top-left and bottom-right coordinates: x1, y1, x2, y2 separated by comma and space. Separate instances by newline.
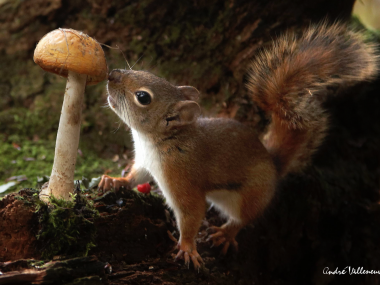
247, 22, 378, 176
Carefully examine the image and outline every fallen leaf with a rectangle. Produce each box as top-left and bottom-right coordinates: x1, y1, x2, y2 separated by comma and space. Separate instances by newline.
0, 181, 17, 194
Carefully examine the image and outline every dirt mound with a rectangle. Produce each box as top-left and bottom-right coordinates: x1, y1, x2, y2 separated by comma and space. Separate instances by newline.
0, 192, 40, 262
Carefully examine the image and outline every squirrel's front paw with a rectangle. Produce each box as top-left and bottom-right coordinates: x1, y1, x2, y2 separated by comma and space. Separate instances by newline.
98, 175, 131, 192
175, 241, 203, 270
207, 226, 239, 255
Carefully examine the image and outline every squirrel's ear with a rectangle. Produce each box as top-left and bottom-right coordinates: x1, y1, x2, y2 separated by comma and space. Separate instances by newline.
178, 86, 200, 101
167, 101, 201, 128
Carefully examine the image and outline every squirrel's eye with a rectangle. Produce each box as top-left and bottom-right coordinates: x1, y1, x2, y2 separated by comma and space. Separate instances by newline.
135, 91, 151, 105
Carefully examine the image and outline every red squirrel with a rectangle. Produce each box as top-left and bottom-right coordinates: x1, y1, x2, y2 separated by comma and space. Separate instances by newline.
98, 23, 378, 269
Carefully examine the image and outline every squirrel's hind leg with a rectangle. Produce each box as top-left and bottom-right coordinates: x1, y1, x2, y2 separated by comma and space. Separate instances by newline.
206, 180, 275, 254
207, 220, 241, 255
206, 190, 246, 254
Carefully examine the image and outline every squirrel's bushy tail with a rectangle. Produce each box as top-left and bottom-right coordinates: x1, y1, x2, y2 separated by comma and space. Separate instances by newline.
247, 22, 378, 176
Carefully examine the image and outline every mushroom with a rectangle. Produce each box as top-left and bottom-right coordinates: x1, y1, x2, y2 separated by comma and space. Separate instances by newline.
34, 29, 108, 200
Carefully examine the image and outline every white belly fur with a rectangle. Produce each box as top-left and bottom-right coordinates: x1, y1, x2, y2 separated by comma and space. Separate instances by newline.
206, 190, 242, 221
131, 129, 176, 209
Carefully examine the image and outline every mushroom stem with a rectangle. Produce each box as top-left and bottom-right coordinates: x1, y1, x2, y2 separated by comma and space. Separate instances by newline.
45, 71, 87, 200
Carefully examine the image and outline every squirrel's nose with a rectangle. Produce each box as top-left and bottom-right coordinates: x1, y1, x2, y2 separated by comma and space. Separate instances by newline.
108, 69, 124, 83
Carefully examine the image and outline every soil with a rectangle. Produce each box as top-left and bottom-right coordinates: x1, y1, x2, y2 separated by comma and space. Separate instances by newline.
0, 192, 40, 261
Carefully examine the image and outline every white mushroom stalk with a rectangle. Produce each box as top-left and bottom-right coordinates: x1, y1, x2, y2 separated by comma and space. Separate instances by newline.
34, 29, 108, 200
48, 71, 86, 200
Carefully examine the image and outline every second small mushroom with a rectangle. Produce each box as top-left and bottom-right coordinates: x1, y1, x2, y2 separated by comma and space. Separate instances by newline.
34, 29, 108, 200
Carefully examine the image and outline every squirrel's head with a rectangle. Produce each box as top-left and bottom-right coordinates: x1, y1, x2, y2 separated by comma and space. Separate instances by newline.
107, 69, 201, 136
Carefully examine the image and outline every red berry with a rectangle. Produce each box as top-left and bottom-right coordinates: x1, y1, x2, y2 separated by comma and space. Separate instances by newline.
137, 183, 151, 194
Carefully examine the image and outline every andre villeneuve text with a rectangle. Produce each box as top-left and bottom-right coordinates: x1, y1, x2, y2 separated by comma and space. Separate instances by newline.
323, 267, 380, 275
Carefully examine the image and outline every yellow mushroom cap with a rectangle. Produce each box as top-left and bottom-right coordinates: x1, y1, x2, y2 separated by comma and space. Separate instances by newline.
33, 29, 108, 85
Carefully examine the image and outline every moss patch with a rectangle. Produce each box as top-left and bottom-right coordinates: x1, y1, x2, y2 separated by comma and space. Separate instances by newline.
36, 185, 99, 260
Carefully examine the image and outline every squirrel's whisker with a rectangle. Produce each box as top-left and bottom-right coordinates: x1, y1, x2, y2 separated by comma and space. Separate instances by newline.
131, 53, 144, 70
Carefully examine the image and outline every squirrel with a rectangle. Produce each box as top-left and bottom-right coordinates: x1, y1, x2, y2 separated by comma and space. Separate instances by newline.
98, 22, 378, 269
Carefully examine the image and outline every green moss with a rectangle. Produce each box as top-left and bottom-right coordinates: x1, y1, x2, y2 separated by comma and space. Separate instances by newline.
8, 187, 99, 259
28, 260, 46, 268
36, 188, 99, 260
